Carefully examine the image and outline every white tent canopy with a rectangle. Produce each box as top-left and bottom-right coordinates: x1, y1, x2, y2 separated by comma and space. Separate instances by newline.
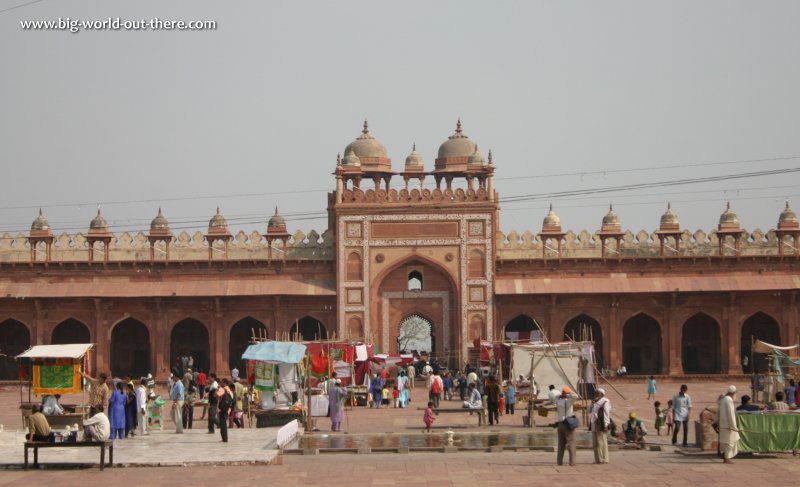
752, 340, 799, 354
16, 343, 93, 359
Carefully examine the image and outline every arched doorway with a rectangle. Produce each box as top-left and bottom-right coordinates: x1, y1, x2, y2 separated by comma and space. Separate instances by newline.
51, 318, 90, 344
111, 318, 150, 378
170, 319, 210, 374
229, 317, 267, 373
0, 319, 30, 380
290, 316, 327, 341
397, 314, 434, 354
682, 313, 721, 374
504, 315, 541, 341
564, 314, 604, 368
741, 312, 781, 373
622, 314, 662, 374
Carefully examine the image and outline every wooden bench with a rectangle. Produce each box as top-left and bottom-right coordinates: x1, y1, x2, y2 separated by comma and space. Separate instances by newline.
24, 440, 113, 470
431, 407, 486, 426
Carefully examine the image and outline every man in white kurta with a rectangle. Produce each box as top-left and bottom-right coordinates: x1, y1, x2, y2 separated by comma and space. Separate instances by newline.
718, 385, 740, 463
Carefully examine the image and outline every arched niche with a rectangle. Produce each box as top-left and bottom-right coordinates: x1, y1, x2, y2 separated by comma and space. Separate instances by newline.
229, 317, 267, 373
111, 318, 150, 378
290, 316, 327, 341
0, 319, 30, 380
52, 318, 90, 344
504, 315, 541, 341
622, 313, 662, 375
397, 313, 433, 354
682, 313, 721, 374
170, 318, 210, 375
564, 314, 604, 368
741, 312, 781, 374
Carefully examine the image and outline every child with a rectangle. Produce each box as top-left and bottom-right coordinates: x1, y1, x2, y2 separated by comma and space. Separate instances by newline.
654, 400, 665, 436
665, 399, 674, 436
381, 386, 390, 407
392, 386, 400, 408
646, 376, 657, 400
423, 401, 435, 433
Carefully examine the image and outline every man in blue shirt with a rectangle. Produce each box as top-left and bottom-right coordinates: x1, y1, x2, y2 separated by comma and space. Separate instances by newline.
171, 378, 185, 434
505, 382, 516, 415
671, 384, 692, 447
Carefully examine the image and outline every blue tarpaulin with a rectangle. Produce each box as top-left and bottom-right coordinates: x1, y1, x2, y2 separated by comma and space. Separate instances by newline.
241, 341, 307, 364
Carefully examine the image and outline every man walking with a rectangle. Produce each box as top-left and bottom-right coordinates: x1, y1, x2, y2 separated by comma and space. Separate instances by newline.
671, 384, 692, 447
556, 387, 579, 466
485, 376, 501, 425
207, 373, 219, 433
81, 372, 109, 417
170, 375, 185, 434
590, 388, 611, 464
718, 385, 740, 463
135, 378, 148, 436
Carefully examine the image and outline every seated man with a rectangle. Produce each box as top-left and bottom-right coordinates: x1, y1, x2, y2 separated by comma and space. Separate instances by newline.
27, 404, 55, 442
769, 391, 790, 411
621, 412, 647, 447
736, 394, 761, 412
462, 383, 483, 409
82, 405, 111, 441
41, 394, 65, 416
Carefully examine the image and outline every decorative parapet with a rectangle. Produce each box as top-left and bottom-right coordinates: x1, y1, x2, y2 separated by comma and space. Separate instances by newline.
0, 229, 334, 263
339, 186, 492, 205
496, 228, 781, 259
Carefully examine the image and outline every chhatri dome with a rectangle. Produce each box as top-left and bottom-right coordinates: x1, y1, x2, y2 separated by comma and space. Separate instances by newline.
542, 204, 562, 233
435, 119, 478, 171
267, 207, 288, 234
601, 204, 621, 233
404, 143, 424, 170
467, 145, 486, 167
150, 207, 170, 231
778, 201, 799, 229
718, 202, 741, 230
89, 208, 108, 230
342, 120, 391, 171
660, 202, 679, 230
31, 208, 51, 232
208, 207, 228, 231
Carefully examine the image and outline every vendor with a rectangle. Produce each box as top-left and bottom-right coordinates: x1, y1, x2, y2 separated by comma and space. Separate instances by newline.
27, 404, 55, 442
83, 405, 111, 441
42, 394, 64, 416
621, 412, 647, 447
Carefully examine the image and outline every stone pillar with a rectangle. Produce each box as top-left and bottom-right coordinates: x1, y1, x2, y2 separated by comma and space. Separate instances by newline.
786, 292, 798, 347
608, 300, 621, 370
93, 299, 109, 374
548, 296, 559, 343
213, 298, 227, 378
153, 299, 168, 381
33, 300, 46, 346
667, 299, 682, 375
724, 294, 741, 375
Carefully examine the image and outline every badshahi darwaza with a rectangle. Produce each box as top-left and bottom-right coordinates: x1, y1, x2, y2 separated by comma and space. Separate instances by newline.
0, 120, 798, 381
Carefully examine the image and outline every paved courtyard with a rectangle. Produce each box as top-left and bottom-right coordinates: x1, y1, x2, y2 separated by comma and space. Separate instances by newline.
0, 377, 796, 485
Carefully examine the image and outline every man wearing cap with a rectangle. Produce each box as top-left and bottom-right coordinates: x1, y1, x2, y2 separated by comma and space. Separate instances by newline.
718, 385, 740, 463
556, 386, 579, 466
590, 388, 611, 464
621, 412, 647, 448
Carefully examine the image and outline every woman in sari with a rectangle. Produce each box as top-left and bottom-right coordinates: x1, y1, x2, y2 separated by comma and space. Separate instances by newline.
328, 379, 347, 432
124, 383, 138, 437
397, 371, 410, 408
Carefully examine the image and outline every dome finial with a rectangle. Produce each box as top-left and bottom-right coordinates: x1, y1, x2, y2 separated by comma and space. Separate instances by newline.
787, 200, 791, 210
336, 153, 341, 165
38, 208, 43, 217
157, 207, 163, 216
274, 206, 279, 215
549, 202, 553, 212
362, 119, 369, 134
216, 206, 221, 215
727, 201, 731, 210
488, 149, 493, 164
455, 118, 462, 134
609, 203, 613, 212
412, 142, 416, 151
667, 201, 671, 210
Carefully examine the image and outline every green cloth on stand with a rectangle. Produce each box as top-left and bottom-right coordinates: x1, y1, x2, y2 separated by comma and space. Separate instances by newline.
737, 413, 800, 452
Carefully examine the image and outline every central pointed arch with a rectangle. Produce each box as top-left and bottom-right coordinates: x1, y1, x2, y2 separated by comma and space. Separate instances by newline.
229, 317, 267, 372
397, 313, 434, 354
111, 318, 150, 377
290, 316, 327, 341
564, 314, 603, 368
741, 312, 780, 373
504, 315, 541, 341
682, 312, 721, 374
52, 318, 90, 344
170, 318, 210, 374
622, 313, 662, 375
0, 319, 30, 380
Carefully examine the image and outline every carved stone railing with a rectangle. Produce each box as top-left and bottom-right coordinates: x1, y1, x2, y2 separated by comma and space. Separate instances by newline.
496, 228, 784, 259
339, 186, 492, 204
0, 229, 334, 263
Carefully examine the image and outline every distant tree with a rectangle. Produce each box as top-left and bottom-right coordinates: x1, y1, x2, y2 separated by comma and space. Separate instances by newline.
397, 315, 432, 353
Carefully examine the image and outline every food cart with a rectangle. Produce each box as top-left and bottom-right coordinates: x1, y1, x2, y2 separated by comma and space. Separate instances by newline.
15, 343, 94, 430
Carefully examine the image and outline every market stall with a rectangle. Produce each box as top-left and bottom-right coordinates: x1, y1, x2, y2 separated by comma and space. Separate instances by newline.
241, 340, 306, 428
737, 412, 800, 452
16, 343, 94, 429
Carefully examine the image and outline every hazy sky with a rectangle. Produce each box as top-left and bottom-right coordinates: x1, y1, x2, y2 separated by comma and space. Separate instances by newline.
2, 1, 799, 239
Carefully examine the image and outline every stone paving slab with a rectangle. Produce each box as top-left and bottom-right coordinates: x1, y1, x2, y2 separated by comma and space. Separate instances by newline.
0, 426, 281, 468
